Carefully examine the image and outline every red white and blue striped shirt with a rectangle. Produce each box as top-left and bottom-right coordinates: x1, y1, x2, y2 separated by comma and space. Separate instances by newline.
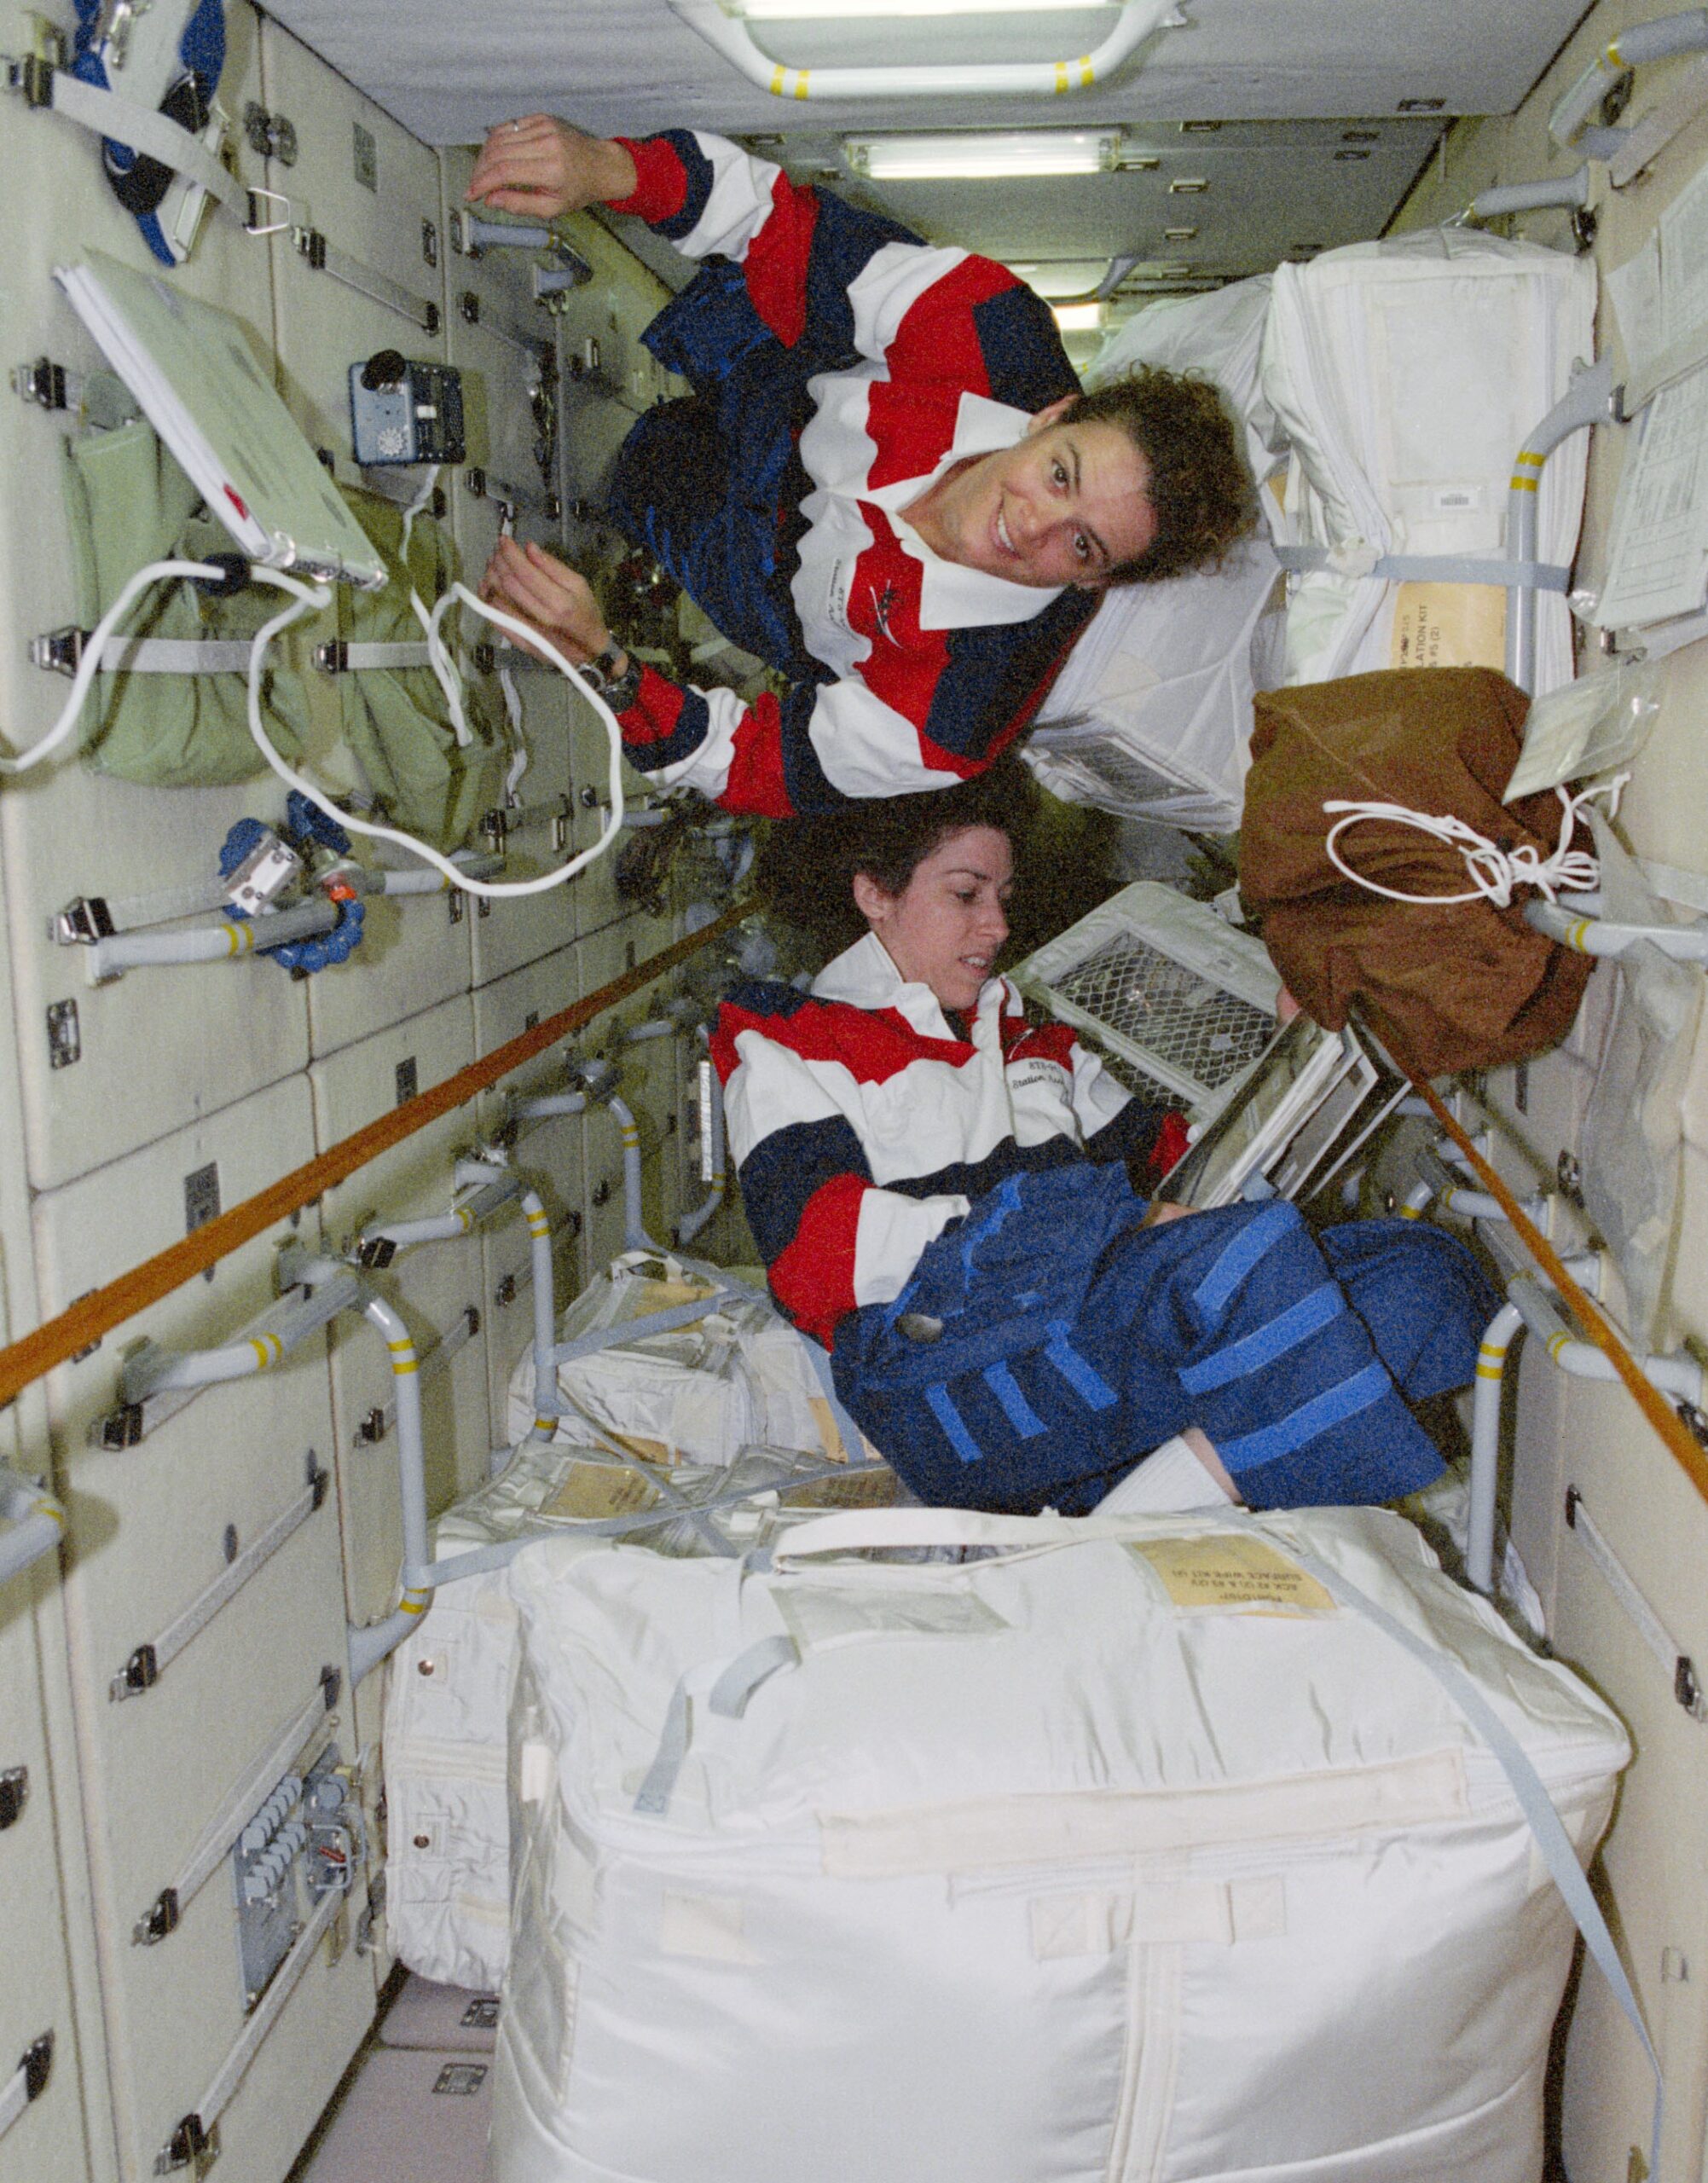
711, 934, 1182, 1346
608, 130, 1098, 815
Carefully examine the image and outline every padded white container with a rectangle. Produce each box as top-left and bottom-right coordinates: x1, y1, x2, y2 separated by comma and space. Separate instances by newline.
1261, 231, 1596, 694
385, 1439, 895, 1990
491, 1503, 1629, 2183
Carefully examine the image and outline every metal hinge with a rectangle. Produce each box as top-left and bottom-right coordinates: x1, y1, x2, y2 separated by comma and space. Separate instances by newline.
30, 625, 87, 677
241, 101, 296, 165
12, 356, 67, 409
46, 999, 79, 1070
0, 1764, 27, 1831
421, 218, 437, 268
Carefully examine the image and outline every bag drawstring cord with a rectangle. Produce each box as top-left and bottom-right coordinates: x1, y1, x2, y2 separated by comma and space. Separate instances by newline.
1321, 774, 1628, 910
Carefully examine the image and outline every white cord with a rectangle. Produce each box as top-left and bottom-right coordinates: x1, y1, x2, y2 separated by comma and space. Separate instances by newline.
243, 570, 627, 899
1322, 777, 1626, 910
0, 558, 225, 773
499, 663, 530, 799
410, 588, 472, 747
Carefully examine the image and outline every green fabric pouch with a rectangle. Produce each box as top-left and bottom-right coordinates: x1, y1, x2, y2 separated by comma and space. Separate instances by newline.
60, 420, 311, 786
334, 491, 509, 850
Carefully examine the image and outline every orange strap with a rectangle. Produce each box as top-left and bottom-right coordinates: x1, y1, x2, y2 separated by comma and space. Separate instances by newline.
0, 900, 753, 1410
1412, 1074, 1708, 1508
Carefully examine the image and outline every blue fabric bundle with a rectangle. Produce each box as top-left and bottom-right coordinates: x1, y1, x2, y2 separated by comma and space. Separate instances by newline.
832, 1162, 1497, 1516
72, 0, 226, 267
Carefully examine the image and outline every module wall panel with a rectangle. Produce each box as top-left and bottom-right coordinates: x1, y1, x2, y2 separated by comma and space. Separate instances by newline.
255, 20, 477, 1055
439, 148, 582, 984
310, 996, 490, 1624
0, 1578, 92, 2183
29, 1080, 362, 2177
472, 947, 589, 1446
0, 0, 314, 1190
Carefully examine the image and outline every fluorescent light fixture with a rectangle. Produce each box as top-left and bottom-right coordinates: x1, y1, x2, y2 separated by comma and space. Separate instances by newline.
1006, 259, 1109, 298
1051, 302, 1103, 332
743, 0, 1104, 13
846, 130, 1120, 182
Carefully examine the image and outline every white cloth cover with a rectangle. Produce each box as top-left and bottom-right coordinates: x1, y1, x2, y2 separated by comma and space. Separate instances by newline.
504, 1254, 866, 1466
384, 1439, 895, 1991
491, 1504, 1628, 2183
1086, 275, 1284, 485
1027, 277, 1285, 834
1027, 535, 1281, 832
1261, 230, 1597, 695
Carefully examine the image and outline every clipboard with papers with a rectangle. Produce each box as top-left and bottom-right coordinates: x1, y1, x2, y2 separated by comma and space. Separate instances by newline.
54, 250, 388, 591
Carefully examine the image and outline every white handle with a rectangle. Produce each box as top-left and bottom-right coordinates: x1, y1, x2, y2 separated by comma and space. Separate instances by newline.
770, 1506, 1146, 1564
666, 0, 1178, 100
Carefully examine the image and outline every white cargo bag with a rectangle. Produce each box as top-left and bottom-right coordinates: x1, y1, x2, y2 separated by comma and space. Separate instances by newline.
505, 1253, 869, 1468
1026, 535, 1280, 832
385, 1439, 896, 1991
1261, 231, 1595, 695
492, 1504, 1630, 2183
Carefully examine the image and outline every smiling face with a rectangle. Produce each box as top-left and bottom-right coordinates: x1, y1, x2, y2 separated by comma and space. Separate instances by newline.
852, 825, 1014, 1016
908, 399, 1157, 589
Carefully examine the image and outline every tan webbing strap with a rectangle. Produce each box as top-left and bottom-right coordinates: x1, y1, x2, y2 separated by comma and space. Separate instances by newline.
0, 901, 751, 1408
1410, 1073, 1708, 1508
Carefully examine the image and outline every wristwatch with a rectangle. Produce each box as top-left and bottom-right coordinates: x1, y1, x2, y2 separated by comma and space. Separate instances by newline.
577, 642, 644, 712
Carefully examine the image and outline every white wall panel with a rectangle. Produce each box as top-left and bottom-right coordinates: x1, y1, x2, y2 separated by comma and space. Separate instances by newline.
310, 996, 489, 1623
438, 145, 582, 981
0, 1573, 95, 2183
0, 0, 312, 1190
30, 1080, 362, 2180
472, 947, 588, 1447
256, 19, 477, 1055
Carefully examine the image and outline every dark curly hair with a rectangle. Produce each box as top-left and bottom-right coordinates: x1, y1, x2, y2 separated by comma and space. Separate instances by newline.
756, 757, 1120, 964
756, 761, 1037, 957
1065, 365, 1254, 587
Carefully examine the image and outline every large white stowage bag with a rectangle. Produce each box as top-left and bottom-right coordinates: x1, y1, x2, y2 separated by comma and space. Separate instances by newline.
384, 1439, 896, 1991
491, 1505, 1630, 2183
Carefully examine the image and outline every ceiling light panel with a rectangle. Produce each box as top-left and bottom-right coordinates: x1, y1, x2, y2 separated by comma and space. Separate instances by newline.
846, 130, 1120, 181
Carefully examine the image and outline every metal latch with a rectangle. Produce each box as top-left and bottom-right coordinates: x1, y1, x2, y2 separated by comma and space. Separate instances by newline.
0, 1764, 27, 1831
313, 640, 350, 674
12, 356, 67, 409
135, 1886, 182, 1945
156, 2111, 217, 2176
30, 625, 88, 677
51, 896, 115, 946
20, 2030, 53, 2103
99, 1402, 145, 1451
46, 999, 80, 1071
111, 1643, 159, 1702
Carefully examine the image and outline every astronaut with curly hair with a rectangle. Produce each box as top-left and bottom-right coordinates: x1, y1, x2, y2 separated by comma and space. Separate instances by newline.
468, 117, 1254, 817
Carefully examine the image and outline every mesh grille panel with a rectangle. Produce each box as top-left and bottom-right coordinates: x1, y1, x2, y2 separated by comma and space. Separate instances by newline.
1074, 1030, 1179, 1111
1068, 744, 1181, 804
1054, 932, 1273, 1092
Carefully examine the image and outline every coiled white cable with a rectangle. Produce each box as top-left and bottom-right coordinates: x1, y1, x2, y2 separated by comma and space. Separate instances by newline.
243, 569, 627, 898
1322, 776, 1625, 910
0, 558, 225, 773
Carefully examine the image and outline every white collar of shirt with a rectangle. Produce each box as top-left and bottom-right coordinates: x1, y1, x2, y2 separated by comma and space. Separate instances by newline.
861, 392, 1066, 634
812, 930, 1013, 1039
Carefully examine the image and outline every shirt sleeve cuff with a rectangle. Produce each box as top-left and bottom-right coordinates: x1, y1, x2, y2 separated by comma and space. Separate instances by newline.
607, 136, 687, 225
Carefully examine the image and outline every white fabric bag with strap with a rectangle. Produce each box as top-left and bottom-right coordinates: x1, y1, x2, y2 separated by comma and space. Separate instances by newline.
491, 1503, 1630, 2183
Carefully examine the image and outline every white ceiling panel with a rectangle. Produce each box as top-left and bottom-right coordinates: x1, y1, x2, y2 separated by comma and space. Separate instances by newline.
262, 0, 1593, 145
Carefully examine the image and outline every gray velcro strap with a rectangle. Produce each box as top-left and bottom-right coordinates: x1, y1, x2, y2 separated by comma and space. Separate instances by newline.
1272, 544, 1572, 593
45, 67, 252, 222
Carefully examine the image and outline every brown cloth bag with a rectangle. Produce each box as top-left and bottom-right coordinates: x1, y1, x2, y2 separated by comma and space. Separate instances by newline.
1240, 667, 1595, 1077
